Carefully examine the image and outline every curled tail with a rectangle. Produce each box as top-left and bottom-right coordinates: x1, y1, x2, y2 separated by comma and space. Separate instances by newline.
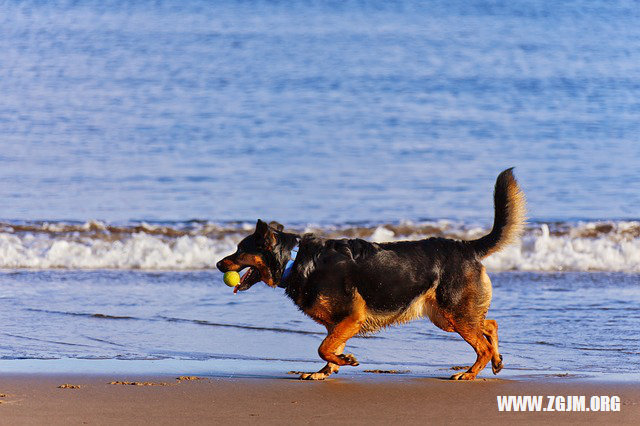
470, 168, 527, 259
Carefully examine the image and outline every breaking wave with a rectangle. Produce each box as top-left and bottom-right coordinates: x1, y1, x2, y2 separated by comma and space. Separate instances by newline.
0, 219, 639, 272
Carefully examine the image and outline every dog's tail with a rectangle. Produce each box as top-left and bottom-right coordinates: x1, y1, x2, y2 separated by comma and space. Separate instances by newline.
469, 168, 526, 259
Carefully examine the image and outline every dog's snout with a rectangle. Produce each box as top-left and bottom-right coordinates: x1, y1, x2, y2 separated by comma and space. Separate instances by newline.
216, 260, 226, 272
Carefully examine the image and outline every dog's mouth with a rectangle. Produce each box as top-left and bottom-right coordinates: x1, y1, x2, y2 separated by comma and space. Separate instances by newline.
233, 266, 262, 293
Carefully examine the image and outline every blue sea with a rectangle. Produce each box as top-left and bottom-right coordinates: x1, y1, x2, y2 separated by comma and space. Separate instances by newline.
0, 0, 638, 380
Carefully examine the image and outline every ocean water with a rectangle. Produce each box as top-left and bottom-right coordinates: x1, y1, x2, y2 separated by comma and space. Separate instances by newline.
1, 0, 639, 223
0, 0, 639, 379
0, 270, 638, 380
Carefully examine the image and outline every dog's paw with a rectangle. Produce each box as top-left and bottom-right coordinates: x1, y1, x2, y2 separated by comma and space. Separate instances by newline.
492, 354, 503, 375
450, 372, 477, 381
299, 372, 329, 381
337, 353, 359, 366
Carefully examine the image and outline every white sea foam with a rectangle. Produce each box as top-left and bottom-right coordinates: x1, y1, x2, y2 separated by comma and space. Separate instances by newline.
482, 223, 640, 272
0, 220, 638, 272
368, 221, 640, 273
0, 232, 237, 270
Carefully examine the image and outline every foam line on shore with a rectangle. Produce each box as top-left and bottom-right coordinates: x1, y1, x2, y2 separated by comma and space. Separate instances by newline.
0, 220, 638, 272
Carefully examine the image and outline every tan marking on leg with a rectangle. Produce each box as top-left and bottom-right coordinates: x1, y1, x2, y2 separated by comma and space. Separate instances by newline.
477, 268, 502, 373
479, 267, 493, 313
424, 289, 456, 332
483, 319, 503, 374
299, 343, 344, 381
450, 325, 493, 380
449, 267, 496, 380
317, 293, 365, 366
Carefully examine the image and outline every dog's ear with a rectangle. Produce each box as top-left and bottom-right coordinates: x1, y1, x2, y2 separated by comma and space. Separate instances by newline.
255, 219, 276, 248
269, 221, 284, 232
256, 219, 270, 236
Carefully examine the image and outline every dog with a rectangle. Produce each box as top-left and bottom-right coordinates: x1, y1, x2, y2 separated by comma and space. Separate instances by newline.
217, 168, 526, 380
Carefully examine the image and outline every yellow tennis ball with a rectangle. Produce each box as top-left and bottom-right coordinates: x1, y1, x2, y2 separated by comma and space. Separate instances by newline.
223, 271, 240, 287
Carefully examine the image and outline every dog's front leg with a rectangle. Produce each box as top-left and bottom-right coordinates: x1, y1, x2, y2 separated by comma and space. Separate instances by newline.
299, 294, 365, 381
317, 319, 362, 367
300, 325, 360, 381
299, 343, 344, 381
300, 307, 365, 381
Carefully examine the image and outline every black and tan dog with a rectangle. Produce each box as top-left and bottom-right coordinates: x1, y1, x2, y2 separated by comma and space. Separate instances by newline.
217, 168, 526, 380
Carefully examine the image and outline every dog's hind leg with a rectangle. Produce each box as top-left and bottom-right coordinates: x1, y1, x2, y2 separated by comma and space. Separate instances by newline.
483, 319, 503, 374
449, 266, 500, 380
450, 324, 493, 380
299, 343, 345, 381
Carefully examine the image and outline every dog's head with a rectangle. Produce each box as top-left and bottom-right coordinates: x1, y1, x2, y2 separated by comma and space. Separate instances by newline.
216, 219, 297, 292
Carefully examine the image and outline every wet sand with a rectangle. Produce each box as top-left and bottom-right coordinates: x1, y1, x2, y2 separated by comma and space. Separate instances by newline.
0, 374, 638, 425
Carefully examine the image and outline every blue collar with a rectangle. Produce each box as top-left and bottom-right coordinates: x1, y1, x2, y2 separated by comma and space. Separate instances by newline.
282, 245, 299, 280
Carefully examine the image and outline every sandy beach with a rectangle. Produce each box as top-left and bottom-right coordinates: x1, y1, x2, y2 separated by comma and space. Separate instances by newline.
1, 373, 638, 425
2, 1, 639, 425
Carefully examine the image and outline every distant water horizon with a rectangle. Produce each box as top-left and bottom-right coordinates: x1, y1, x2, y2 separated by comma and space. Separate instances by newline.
1, 0, 639, 224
